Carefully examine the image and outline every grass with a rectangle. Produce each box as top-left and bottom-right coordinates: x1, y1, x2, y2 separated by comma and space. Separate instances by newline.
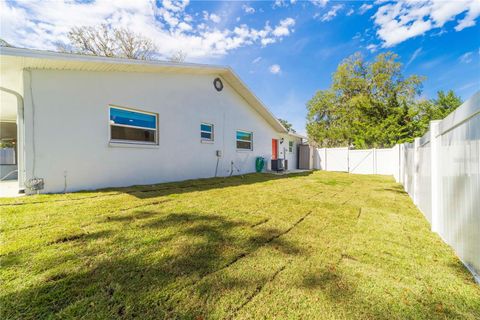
1, 171, 479, 319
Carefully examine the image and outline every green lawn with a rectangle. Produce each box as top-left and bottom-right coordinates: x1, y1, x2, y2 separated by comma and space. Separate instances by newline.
1, 171, 479, 319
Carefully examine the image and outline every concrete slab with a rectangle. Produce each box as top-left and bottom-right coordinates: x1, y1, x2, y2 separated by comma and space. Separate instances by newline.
0, 180, 23, 198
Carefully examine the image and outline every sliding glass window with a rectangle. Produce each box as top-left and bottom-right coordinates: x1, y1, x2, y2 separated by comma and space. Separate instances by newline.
109, 106, 158, 144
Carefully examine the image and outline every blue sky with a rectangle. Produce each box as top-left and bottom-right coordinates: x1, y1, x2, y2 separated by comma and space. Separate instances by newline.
1, 1, 479, 134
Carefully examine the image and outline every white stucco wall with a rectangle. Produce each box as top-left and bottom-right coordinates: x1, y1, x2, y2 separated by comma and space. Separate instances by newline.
22, 69, 296, 193
277, 133, 300, 170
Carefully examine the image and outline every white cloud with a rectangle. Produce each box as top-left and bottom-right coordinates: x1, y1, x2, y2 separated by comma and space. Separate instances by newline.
310, 0, 329, 7
210, 13, 221, 23
261, 38, 276, 46
269, 64, 281, 74
203, 11, 221, 23
162, 0, 190, 13
177, 21, 192, 32
252, 56, 262, 64
406, 47, 422, 68
242, 4, 255, 14
273, 0, 287, 8
432, 28, 447, 37
320, 4, 343, 22
373, 0, 480, 47
457, 81, 478, 91
0, 1, 296, 60
347, 8, 354, 16
366, 44, 378, 53
359, 4, 373, 15
272, 17, 295, 36
456, 0, 480, 31
459, 52, 473, 64
273, 0, 300, 8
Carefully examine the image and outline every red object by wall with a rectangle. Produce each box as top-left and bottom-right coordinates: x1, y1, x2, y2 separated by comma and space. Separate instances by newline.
272, 139, 278, 160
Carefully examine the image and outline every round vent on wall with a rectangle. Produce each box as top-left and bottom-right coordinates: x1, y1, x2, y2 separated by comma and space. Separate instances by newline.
213, 78, 223, 92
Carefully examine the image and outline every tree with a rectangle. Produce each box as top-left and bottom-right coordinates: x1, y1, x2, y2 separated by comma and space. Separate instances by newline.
60, 24, 157, 60
307, 52, 435, 149
0, 38, 12, 47
169, 50, 187, 63
278, 118, 296, 133
414, 90, 462, 134
420, 90, 462, 120
306, 90, 345, 147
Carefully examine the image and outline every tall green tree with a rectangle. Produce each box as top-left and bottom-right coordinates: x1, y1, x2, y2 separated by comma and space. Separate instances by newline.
278, 118, 296, 133
306, 52, 460, 149
415, 90, 463, 132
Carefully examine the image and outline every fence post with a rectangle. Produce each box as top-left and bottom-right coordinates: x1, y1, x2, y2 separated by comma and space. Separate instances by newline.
413, 137, 420, 205
325, 148, 328, 171
398, 144, 403, 184
396, 144, 402, 183
430, 120, 441, 233
347, 147, 350, 173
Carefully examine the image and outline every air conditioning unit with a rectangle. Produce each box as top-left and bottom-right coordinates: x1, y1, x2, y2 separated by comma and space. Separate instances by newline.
271, 159, 285, 172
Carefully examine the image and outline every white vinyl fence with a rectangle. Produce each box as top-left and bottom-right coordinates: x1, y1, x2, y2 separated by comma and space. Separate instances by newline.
315, 92, 480, 281
314, 146, 400, 180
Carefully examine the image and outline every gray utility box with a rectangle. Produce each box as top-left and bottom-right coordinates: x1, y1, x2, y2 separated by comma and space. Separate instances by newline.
271, 159, 285, 172
298, 144, 314, 170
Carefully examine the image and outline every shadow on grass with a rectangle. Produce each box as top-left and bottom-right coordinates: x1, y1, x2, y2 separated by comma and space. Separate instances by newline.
121, 171, 313, 199
1, 211, 305, 319
50, 230, 113, 244
0, 172, 313, 206
298, 254, 480, 319
104, 210, 160, 223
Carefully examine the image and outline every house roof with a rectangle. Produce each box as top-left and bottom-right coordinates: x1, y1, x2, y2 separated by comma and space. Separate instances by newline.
0, 47, 288, 133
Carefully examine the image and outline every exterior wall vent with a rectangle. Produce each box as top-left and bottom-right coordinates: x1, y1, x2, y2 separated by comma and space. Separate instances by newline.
213, 78, 223, 92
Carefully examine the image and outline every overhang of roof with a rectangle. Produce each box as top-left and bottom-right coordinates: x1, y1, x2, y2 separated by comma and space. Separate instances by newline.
288, 132, 307, 140
0, 47, 288, 133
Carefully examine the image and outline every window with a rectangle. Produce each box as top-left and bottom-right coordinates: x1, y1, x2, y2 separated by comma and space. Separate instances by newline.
289, 141, 294, 153
201, 123, 214, 141
109, 106, 158, 144
236, 130, 253, 150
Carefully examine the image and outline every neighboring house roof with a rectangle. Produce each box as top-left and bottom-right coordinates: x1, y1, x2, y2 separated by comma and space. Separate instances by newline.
0, 47, 288, 133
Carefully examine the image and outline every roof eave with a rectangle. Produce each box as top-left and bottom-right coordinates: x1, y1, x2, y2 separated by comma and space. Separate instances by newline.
1, 47, 289, 134
0, 46, 230, 72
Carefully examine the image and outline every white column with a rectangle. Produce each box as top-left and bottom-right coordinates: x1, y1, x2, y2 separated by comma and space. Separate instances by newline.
17, 96, 25, 189
430, 120, 441, 233
413, 137, 420, 205
398, 144, 404, 184
393, 144, 401, 183
347, 147, 350, 173
325, 148, 328, 171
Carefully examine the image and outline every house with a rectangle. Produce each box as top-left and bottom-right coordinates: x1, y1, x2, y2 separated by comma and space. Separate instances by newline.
0, 47, 304, 195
